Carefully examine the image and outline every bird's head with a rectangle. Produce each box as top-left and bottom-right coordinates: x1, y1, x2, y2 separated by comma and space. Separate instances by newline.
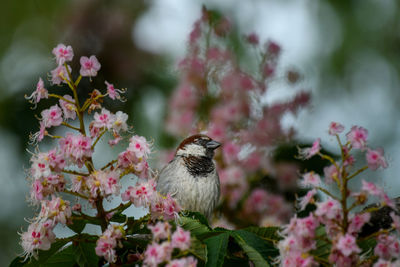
176, 134, 221, 159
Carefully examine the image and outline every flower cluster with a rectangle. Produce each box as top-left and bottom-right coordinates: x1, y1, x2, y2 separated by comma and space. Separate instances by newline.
95, 224, 125, 263
144, 221, 196, 267
20, 44, 181, 263
162, 7, 310, 227
278, 122, 400, 266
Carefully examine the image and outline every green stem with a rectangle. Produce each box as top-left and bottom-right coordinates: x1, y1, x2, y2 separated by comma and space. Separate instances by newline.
63, 190, 89, 200
101, 159, 117, 170
91, 129, 107, 149
106, 202, 132, 214
61, 169, 89, 176
48, 94, 75, 105
347, 165, 369, 181
316, 186, 339, 201
62, 122, 81, 132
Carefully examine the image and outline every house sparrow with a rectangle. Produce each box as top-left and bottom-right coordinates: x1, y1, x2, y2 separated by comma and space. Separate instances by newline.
156, 134, 221, 220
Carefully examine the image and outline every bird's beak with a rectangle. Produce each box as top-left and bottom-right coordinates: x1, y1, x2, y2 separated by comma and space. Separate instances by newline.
206, 140, 221, 149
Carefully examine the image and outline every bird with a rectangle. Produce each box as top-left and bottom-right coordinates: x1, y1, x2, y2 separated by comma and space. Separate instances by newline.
156, 134, 221, 220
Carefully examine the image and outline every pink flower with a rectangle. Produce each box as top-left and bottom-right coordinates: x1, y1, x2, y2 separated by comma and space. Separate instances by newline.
41, 104, 63, 128
111, 111, 128, 133
374, 234, 400, 260
222, 141, 240, 164
148, 221, 171, 241
298, 189, 317, 210
166, 257, 197, 267
97, 170, 121, 196
144, 242, 172, 267
361, 180, 384, 196
59, 133, 92, 167
50, 64, 71, 85
346, 126, 368, 150
93, 108, 114, 130
328, 122, 345, 135
30, 152, 52, 179
80, 55, 101, 77
121, 179, 156, 207
366, 148, 388, 170
348, 213, 370, 234
267, 40, 281, 55
20, 220, 55, 258
95, 224, 125, 263
150, 194, 181, 221
52, 44, 74, 65
39, 196, 72, 224
105, 81, 124, 100
171, 226, 191, 250
59, 95, 76, 120
244, 188, 268, 214
373, 259, 399, 267
336, 234, 361, 257
95, 235, 116, 263
298, 138, 320, 159
246, 33, 259, 45
323, 164, 340, 184
300, 172, 321, 187
315, 198, 342, 221
390, 212, 400, 232
25, 78, 48, 106
128, 135, 151, 160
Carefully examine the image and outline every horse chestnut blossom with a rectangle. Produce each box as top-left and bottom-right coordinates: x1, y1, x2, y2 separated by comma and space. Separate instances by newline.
24, 77, 48, 107
143, 222, 194, 267
80, 55, 101, 77
277, 122, 399, 266
52, 43, 74, 65
162, 7, 311, 227
18, 44, 186, 265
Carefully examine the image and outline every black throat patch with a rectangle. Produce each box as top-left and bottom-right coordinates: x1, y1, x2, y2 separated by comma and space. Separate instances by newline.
182, 155, 215, 177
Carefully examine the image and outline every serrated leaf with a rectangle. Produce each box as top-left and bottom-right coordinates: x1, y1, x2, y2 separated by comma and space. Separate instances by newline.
181, 211, 210, 228
242, 227, 281, 243
204, 232, 229, 267
179, 216, 212, 240
72, 242, 99, 267
190, 236, 207, 262
231, 230, 278, 267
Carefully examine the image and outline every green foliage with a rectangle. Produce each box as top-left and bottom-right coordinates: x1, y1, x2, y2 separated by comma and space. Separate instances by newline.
179, 212, 280, 266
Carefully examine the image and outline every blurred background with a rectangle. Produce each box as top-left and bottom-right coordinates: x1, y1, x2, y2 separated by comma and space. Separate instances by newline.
2, 0, 400, 265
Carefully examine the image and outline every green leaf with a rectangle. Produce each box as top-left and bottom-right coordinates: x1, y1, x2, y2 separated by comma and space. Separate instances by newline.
67, 218, 87, 234
110, 212, 127, 223
189, 236, 207, 262
179, 215, 212, 241
42, 245, 77, 267
204, 232, 229, 267
231, 230, 278, 267
242, 227, 281, 243
181, 211, 210, 228
72, 242, 99, 267
311, 226, 331, 259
